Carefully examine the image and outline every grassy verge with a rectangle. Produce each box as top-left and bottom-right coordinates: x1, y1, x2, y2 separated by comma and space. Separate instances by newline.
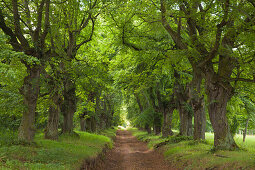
129, 128, 255, 169
0, 128, 116, 170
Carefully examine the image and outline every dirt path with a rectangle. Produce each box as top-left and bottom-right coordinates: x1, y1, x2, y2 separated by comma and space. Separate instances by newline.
94, 130, 175, 170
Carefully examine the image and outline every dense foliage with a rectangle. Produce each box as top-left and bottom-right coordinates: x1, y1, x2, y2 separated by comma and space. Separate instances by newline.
0, 0, 254, 151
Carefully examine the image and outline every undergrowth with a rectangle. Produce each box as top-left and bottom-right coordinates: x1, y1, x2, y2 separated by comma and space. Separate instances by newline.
129, 128, 255, 170
0, 127, 116, 170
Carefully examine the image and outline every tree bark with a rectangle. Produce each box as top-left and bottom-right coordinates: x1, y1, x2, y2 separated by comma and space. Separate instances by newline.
153, 111, 162, 135
61, 76, 76, 134
45, 105, 59, 140
177, 104, 192, 136
91, 116, 97, 132
145, 123, 151, 134
206, 70, 237, 149
243, 117, 249, 142
80, 118, 86, 131
85, 118, 92, 132
174, 71, 192, 136
190, 70, 206, 140
18, 65, 40, 142
45, 93, 61, 140
162, 107, 174, 137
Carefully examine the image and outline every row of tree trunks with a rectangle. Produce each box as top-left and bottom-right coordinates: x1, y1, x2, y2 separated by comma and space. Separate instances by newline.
174, 70, 193, 137
160, 0, 239, 149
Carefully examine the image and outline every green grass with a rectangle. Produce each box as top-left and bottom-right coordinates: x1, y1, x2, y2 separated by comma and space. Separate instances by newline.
130, 128, 255, 169
99, 127, 117, 139
0, 128, 115, 170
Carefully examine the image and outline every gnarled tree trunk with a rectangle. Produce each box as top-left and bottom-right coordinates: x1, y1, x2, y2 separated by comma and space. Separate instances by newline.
162, 107, 174, 137
45, 93, 61, 140
80, 118, 86, 131
45, 105, 60, 140
145, 123, 151, 134
18, 65, 41, 142
206, 68, 237, 150
174, 71, 192, 136
91, 116, 97, 132
61, 76, 76, 134
190, 70, 206, 140
177, 104, 192, 136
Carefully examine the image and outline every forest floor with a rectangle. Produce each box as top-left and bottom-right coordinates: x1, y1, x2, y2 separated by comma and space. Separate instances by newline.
94, 130, 175, 170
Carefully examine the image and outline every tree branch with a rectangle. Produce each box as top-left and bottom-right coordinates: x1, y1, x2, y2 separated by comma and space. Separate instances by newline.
160, 0, 187, 50
122, 25, 142, 51
198, 0, 230, 68
12, 0, 29, 48
75, 17, 95, 51
41, 0, 50, 44
229, 77, 255, 83
0, 8, 21, 51
34, 0, 45, 42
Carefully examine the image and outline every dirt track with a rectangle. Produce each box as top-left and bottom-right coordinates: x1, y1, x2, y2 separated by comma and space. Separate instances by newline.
95, 130, 175, 170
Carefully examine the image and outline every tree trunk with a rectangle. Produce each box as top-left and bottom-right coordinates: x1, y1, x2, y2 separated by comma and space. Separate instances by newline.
18, 65, 40, 142
86, 118, 92, 132
174, 70, 192, 136
91, 116, 97, 132
190, 70, 206, 140
178, 106, 192, 136
153, 112, 162, 135
61, 77, 76, 134
187, 110, 193, 136
145, 124, 151, 134
154, 125, 161, 135
80, 118, 86, 131
162, 108, 174, 137
206, 74, 237, 150
243, 117, 249, 142
45, 104, 60, 140
45, 93, 61, 140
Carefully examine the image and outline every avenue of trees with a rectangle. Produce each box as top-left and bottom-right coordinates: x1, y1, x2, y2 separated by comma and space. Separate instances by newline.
0, 0, 254, 150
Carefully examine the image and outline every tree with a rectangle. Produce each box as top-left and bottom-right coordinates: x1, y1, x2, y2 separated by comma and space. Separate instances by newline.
159, 0, 255, 149
0, 0, 50, 142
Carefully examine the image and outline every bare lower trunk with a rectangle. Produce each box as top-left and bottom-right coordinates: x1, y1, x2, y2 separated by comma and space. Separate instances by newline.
193, 102, 206, 140
154, 114, 161, 135
45, 105, 59, 140
63, 109, 74, 133
190, 70, 206, 140
178, 106, 192, 136
45, 92, 61, 140
91, 116, 97, 132
243, 117, 249, 142
206, 79, 237, 150
86, 118, 92, 132
18, 66, 40, 142
187, 111, 192, 136
154, 125, 161, 135
61, 77, 76, 134
162, 108, 174, 137
80, 118, 86, 131
145, 124, 151, 134
174, 70, 192, 136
